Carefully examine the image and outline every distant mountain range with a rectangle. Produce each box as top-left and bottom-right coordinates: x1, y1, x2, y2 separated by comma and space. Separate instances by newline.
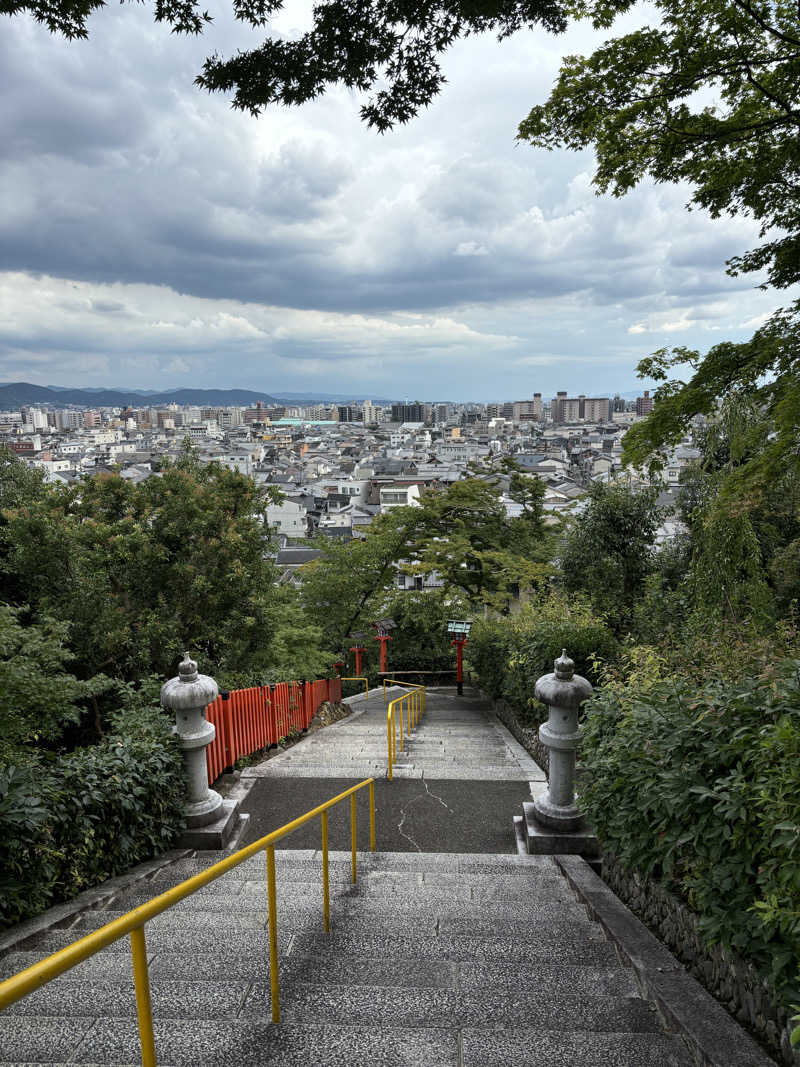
1, 381, 649, 411
0, 383, 280, 410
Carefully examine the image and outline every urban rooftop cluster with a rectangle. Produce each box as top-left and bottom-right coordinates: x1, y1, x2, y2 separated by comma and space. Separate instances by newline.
2, 387, 695, 580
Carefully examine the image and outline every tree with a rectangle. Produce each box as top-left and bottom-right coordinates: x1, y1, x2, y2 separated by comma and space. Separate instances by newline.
518, 0, 800, 490
1, 456, 287, 685
559, 481, 662, 629
408, 474, 555, 605
0, 605, 111, 762
301, 473, 556, 654
381, 587, 472, 673
300, 508, 417, 653
5, 0, 567, 128
672, 393, 800, 626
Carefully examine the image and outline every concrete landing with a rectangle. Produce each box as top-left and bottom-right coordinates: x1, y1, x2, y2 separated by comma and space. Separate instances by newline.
239, 686, 545, 854
239, 776, 531, 853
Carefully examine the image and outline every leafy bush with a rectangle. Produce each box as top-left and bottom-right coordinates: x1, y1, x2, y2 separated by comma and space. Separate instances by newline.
580, 658, 800, 1006
0, 707, 185, 929
0, 605, 113, 763
467, 593, 619, 725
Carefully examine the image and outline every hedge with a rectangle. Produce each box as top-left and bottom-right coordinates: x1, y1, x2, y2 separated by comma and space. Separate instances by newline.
580, 659, 800, 1009
0, 707, 186, 929
466, 594, 619, 725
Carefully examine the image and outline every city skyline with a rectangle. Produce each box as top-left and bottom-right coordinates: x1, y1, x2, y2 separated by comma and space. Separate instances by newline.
1, 1, 781, 401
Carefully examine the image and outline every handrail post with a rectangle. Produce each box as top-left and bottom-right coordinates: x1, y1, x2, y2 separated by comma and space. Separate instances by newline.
350, 793, 357, 884
369, 780, 376, 851
265, 846, 280, 1023
130, 926, 156, 1067
387, 709, 393, 781
321, 811, 330, 932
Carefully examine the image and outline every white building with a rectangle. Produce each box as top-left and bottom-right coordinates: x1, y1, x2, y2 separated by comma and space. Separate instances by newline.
379, 483, 421, 510
265, 498, 308, 537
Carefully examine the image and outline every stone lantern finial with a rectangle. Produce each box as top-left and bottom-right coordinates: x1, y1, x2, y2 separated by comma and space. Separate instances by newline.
554, 649, 574, 680
179, 652, 198, 682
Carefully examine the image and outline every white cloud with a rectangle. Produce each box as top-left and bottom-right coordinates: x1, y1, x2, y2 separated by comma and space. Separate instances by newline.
164, 357, 190, 374
454, 241, 489, 257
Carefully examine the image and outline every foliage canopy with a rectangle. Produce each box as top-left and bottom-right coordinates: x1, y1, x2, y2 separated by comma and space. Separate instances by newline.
3, 0, 566, 129
518, 0, 800, 488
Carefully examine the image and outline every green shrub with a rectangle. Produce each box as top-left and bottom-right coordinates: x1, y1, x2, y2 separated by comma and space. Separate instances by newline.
580, 658, 800, 1006
467, 593, 619, 724
0, 707, 185, 929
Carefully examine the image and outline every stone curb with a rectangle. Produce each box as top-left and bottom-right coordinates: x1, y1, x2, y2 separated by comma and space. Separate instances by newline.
485, 711, 547, 784
0, 849, 194, 956
555, 855, 778, 1067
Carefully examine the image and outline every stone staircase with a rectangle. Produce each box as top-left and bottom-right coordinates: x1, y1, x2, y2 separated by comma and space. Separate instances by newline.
0, 848, 694, 1066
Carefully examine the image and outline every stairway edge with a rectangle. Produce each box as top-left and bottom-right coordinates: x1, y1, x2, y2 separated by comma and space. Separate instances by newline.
0, 849, 195, 958
555, 855, 778, 1067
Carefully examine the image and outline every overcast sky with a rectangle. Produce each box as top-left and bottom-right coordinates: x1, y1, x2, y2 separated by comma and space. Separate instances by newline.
0, 0, 780, 401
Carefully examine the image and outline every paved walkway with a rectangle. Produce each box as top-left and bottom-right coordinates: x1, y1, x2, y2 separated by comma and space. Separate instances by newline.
242, 685, 545, 784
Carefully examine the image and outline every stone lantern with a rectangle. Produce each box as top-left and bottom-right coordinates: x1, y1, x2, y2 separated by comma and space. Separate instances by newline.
532, 649, 593, 831
161, 651, 223, 829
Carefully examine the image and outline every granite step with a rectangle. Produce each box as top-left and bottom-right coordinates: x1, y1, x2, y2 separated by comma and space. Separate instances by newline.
0, 1020, 694, 1066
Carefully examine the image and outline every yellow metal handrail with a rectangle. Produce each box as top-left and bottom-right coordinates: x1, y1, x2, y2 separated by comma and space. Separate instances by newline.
382, 677, 427, 704
386, 684, 425, 781
341, 675, 369, 701
0, 778, 376, 1066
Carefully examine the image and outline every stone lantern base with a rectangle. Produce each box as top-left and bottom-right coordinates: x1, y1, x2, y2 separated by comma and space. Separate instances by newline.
532, 789, 584, 832
185, 787, 225, 828
177, 798, 243, 850
514, 796, 601, 876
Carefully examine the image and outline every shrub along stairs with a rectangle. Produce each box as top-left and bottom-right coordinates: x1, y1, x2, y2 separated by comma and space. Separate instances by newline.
0, 687, 774, 1066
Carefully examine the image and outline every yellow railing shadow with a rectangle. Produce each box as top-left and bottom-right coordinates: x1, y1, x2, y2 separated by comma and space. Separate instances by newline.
385, 682, 426, 781
0, 779, 376, 1065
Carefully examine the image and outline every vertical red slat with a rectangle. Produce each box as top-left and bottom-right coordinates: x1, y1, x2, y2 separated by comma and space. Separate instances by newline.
232, 690, 243, 764
272, 685, 279, 745
256, 686, 265, 749
264, 686, 274, 746
221, 698, 232, 771
205, 698, 218, 782
246, 687, 254, 753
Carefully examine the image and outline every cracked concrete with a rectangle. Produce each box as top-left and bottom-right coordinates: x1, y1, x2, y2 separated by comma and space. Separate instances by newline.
396, 795, 423, 852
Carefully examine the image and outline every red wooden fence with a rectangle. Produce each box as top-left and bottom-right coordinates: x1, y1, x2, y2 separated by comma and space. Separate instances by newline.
205, 677, 343, 782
